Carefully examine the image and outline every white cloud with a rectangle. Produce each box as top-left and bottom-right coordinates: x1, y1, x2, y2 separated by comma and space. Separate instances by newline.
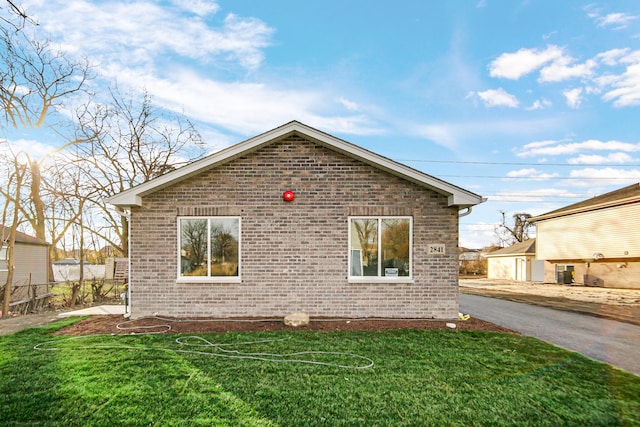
568, 153, 634, 164
19, 0, 388, 139
121, 67, 382, 137
526, 98, 552, 110
488, 42, 640, 109
488, 188, 581, 203
410, 116, 567, 151
413, 124, 457, 149
0, 138, 55, 159
568, 168, 640, 187
586, 7, 638, 30
596, 48, 631, 66
563, 88, 583, 108
516, 139, 640, 157
505, 168, 559, 181
601, 63, 640, 107
489, 45, 564, 79
170, 0, 220, 16
520, 139, 559, 150
337, 97, 360, 112
620, 50, 640, 64
476, 88, 519, 108
459, 222, 495, 249
27, 0, 274, 71
539, 58, 597, 83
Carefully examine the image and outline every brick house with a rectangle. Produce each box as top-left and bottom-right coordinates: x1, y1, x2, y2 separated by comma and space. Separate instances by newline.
109, 121, 484, 319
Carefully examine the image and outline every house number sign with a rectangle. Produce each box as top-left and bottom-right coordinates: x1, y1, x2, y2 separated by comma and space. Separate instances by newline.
428, 244, 445, 255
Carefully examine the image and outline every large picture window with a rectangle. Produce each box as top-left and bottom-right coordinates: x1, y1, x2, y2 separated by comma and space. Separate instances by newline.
178, 217, 240, 280
349, 217, 412, 279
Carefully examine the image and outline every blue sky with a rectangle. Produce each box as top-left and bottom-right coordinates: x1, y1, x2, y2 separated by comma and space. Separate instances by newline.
6, 0, 640, 248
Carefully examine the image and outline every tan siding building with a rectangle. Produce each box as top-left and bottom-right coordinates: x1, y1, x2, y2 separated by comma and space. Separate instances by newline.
530, 183, 640, 289
485, 239, 543, 282
0, 226, 50, 299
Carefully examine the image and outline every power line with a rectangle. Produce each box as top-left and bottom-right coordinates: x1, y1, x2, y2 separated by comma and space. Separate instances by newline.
482, 194, 587, 198
395, 159, 640, 167
437, 175, 640, 180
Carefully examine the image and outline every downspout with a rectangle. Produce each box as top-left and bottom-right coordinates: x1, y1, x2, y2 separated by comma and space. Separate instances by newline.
458, 206, 473, 217
116, 207, 132, 318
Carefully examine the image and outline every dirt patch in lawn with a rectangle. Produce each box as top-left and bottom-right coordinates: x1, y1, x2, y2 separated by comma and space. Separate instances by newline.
54, 315, 516, 336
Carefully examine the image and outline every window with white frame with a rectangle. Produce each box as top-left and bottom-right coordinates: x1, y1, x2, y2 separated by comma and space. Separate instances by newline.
349, 217, 412, 279
178, 217, 240, 279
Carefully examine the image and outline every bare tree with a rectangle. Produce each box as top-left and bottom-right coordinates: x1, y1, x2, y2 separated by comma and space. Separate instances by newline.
0, 150, 27, 317
180, 220, 207, 275
1, 28, 90, 130
69, 87, 205, 257
0, 5, 91, 309
0, 0, 34, 32
495, 211, 532, 246
353, 219, 378, 273
1, 5, 91, 240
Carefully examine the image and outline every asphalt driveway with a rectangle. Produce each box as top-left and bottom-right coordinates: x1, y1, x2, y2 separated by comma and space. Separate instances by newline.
460, 293, 640, 376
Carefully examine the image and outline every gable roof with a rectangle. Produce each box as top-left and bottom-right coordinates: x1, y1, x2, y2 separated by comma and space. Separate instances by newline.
109, 121, 485, 209
0, 225, 49, 246
530, 183, 640, 222
484, 239, 536, 257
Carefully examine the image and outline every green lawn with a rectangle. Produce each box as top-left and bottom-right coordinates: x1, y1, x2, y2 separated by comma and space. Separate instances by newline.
1, 318, 639, 426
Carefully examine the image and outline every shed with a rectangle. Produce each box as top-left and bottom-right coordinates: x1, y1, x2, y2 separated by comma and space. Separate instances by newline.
109, 121, 485, 319
1, 225, 50, 301
485, 239, 543, 282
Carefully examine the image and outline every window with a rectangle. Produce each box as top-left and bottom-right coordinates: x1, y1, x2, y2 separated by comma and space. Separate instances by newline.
178, 217, 240, 281
349, 217, 412, 280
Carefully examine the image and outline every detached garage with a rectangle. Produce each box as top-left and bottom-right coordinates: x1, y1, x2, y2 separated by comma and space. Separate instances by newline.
486, 239, 544, 282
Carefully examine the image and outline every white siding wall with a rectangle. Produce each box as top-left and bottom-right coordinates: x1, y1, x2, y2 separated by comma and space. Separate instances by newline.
536, 203, 640, 260
52, 265, 105, 282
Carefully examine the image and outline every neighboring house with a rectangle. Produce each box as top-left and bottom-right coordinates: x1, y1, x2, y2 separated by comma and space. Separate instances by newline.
530, 183, 640, 289
458, 249, 485, 275
0, 225, 50, 299
109, 121, 484, 319
485, 239, 544, 282
459, 249, 482, 265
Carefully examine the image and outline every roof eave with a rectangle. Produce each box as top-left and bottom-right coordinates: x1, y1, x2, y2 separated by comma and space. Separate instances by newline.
109, 124, 299, 208
530, 196, 640, 222
109, 121, 485, 209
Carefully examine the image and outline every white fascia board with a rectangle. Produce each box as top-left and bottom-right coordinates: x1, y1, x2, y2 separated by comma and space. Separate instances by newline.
108, 123, 300, 208
108, 121, 484, 208
301, 126, 484, 207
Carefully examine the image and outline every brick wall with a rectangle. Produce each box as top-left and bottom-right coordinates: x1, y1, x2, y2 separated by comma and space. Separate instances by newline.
129, 134, 460, 319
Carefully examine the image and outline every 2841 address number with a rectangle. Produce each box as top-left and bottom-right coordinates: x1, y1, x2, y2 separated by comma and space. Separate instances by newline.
428, 244, 445, 255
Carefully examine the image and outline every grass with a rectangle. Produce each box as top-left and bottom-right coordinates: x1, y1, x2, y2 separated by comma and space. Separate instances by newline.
1, 319, 639, 426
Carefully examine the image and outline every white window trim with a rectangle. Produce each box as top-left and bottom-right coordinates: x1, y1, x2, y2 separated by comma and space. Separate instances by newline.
176, 216, 241, 284
347, 216, 413, 284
